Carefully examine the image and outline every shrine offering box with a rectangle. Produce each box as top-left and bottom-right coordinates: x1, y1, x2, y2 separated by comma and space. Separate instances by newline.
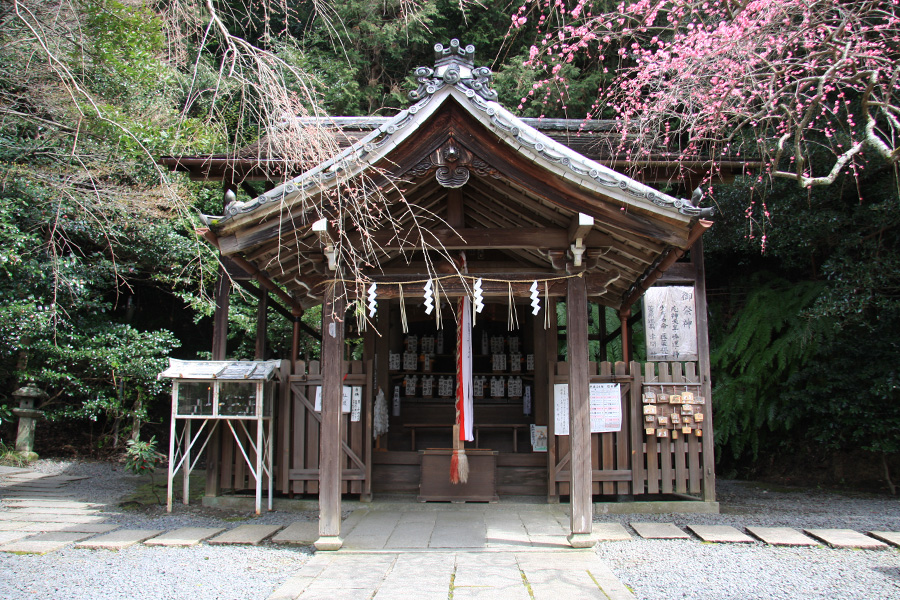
418, 449, 498, 502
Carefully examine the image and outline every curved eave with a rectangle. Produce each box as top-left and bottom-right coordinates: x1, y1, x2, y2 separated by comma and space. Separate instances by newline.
209, 85, 705, 239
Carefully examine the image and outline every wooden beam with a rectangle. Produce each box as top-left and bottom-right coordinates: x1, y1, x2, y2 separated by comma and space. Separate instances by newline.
255, 289, 268, 359
316, 283, 345, 550
693, 238, 716, 502
568, 213, 594, 243
447, 188, 464, 228
355, 227, 572, 251
566, 274, 593, 544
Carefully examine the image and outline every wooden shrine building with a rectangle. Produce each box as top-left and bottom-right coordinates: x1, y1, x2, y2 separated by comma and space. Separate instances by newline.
162, 40, 720, 550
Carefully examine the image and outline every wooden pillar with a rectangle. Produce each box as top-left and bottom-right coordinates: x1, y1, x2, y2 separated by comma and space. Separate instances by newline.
566, 275, 593, 547
619, 309, 632, 364
316, 283, 345, 551
693, 239, 716, 502
255, 289, 268, 359
291, 307, 303, 372
206, 265, 230, 497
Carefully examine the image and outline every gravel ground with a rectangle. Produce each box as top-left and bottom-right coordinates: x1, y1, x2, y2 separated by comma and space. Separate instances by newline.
1, 459, 314, 600
594, 480, 900, 600
4, 460, 900, 600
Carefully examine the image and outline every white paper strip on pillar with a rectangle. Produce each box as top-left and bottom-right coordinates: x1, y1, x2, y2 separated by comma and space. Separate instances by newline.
342, 386, 352, 413
553, 383, 569, 436
643, 286, 699, 361
351, 386, 362, 422
314, 386, 322, 412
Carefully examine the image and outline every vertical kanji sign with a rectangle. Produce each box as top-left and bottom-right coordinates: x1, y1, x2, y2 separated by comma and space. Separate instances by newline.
644, 286, 698, 361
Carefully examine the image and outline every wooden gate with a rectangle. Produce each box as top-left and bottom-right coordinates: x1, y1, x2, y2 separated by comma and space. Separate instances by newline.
548, 360, 641, 499
547, 360, 713, 500
277, 359, 373, 498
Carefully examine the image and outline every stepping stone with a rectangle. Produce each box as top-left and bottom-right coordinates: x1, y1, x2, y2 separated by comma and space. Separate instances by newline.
75, 529, 163, 550
0, 513, 106, 524
19, 523, 119, 533
593, 523, 632, 542
630, 522, 690, 539
3, 500, 102, 509
272, 521, 318, 545
0, 531, 33, 544
746, 526, 818, 547
207, 524, 282, 545
1, 472, 47, 480
867, 532, 900, 548
0, 532, 92, 554
688, 525, 754, 543
144, 527, 225, 547
804, 528, 888, 549
5, 507, 100, 515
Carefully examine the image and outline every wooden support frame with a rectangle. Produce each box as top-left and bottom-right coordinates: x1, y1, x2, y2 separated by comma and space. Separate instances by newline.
316, 283, 345, 551
566, 274, 593, 546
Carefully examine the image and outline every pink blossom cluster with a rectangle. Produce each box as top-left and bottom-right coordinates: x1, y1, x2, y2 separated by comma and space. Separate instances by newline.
511, 0, 900, 245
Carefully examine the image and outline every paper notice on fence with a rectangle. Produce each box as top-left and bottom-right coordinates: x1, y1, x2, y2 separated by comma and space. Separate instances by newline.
351, 386, 362, 422
590, 383, 622, 433
553, 383, 569, 436
644, 286, 699, 361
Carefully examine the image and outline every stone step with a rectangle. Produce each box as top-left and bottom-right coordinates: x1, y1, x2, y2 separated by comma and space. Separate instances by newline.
144, 527, 225, 547
630, 522, 690, 539
867, 531, 900, 548
3, 507, 100, 515
687, 525, 754, 543
0, 512, 106, 524
2, 500, 103, 509
272, 521, 318, 545
75, 529, 164, 550
803, 528, 889, 550
593, 523, 632, 542
0, 531, 93, 554
0, 531, 33, 545
746, 526, 818, 546
207, 524, 282, 545
19, 523, 119, 534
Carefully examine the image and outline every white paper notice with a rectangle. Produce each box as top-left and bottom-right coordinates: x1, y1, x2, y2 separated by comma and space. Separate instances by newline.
314, 386, 322, 412
644, 286, 699, 361
553, 383, 569, 436
351, 386, 362, 422
342, 386, 352, 413
589, 383, 622, 433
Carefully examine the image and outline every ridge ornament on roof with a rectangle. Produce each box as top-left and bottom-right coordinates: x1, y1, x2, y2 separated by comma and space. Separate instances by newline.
409, 39, 498, 103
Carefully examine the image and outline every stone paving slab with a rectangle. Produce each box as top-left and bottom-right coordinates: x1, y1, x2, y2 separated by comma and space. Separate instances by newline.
207, 524, 282, 545
630, 522, 691, 539
0, 530, 33, 544
75, 529, 164, 550
2, 500, 102, 509
746, 526, 818, 546
0, 521, 30, 531
868, 531, 900, 548
144, 527, 226, 547
804, 528, 889, 549
593, 523, 632, 542
3, 506, 100, 515
517, 551, 636, 600
0, 512, 106, 523
19, 522, 119, 534
0, 531, 92, 554
271, 521, 317, 545
687, 524, 755, 543
0, 466, 32, 476
0, 472, 46, 479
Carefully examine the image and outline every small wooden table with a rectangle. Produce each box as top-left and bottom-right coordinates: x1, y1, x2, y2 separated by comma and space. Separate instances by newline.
418, 448, 499, 502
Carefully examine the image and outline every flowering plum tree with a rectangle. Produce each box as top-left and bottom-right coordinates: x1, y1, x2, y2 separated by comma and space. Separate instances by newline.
513, 0, 900, 189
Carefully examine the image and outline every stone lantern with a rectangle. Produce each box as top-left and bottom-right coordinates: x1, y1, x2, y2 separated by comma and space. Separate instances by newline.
11, 383, 47, 461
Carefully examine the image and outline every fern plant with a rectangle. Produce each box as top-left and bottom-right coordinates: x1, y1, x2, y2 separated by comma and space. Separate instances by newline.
711, 275, 826, 463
